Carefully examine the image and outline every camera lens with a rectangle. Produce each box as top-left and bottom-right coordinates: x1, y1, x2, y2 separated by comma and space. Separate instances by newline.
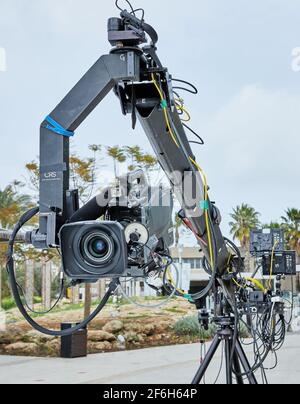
81, 232, 114, 266
90, 238, 108, 257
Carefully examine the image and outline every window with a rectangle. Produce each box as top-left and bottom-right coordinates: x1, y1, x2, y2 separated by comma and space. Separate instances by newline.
194, 259, 202, 269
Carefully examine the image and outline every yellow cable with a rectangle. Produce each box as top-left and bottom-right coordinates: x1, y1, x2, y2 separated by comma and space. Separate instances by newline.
151, 73, 164, 100
227, 253, 232, 267
246, 278, 266, 293
226, 253, 243, 288
151, 73, 214, 271
175, 101, 191, 122
189, 157, 214, 269
226, 248, 266, 292
233, 278, 244, 289
151, 73, 180, 148
268, 241, 279, 291
166, 269, 185, 295
163, 108, 180, 147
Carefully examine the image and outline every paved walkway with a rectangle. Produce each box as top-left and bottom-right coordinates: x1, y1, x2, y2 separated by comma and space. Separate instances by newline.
0, 334, 299, 384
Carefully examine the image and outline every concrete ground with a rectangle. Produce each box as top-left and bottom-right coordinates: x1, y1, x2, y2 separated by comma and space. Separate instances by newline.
0, 334, 299, 384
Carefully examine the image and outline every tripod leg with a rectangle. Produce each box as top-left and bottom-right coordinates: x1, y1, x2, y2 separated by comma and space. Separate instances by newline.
232, 350, 244, 385
191, 335, 221, 385
225, 339, 233, 385
235, 339, 258, 385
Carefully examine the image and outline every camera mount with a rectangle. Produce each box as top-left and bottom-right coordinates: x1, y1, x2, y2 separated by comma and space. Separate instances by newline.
192, 315, 258, 385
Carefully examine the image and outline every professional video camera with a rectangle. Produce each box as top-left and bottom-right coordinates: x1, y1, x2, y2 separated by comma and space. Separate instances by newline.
59, 170, 174, 283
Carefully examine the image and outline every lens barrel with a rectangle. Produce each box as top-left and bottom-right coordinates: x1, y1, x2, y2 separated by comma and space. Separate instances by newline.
59, 221, 128, 281
81, 232, 114, 266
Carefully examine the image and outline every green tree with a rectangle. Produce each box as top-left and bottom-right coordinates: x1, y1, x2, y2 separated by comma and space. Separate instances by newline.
141, 153, 158, 170
229, 204, 261, 248
0, 183, 31, 229
281, 209, 300, 256
107, 146, 126, 177
0, 183, 32, 302
69, 156, 95, 203
263, 222, 282, 230
125, 146, 159, 183
125, 145, 143, 171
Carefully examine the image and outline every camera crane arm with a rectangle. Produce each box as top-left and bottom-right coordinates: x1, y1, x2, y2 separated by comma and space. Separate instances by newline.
32, 8, 230, 282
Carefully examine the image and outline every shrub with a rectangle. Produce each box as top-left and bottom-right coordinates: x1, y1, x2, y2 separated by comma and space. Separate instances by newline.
174, 316, 218, 339
2, 297, 16, 311
174, 316, 249, 341
34, 297, 42, 304
2, 296, 43, 311
174, 316, 202, 337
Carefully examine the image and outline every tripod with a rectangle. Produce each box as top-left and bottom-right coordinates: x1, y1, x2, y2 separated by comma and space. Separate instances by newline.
192, 316, 258, 385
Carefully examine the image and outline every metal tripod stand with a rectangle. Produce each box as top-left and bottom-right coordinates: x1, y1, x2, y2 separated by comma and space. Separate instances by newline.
192, 316, 258, 385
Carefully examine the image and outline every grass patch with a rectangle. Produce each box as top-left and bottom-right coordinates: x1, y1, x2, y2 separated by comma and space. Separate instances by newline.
2, 296, 42, 311
164, 308, 187, 314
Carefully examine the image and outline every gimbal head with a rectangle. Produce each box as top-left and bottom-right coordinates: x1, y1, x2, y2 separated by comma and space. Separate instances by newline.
108, 9, 158, 47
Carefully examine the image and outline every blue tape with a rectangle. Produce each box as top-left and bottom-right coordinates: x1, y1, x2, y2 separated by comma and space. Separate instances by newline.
45, 116, 74, 137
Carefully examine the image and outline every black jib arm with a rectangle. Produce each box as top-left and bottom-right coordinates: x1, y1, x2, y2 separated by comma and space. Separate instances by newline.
32, 13, 230, 278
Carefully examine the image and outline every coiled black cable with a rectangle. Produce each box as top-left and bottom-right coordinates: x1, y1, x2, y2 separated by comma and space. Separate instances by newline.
6, 207, 118, 337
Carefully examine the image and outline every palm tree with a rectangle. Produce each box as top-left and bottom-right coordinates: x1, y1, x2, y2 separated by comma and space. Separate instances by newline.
107, 146, 126, 177
0, 184, 31, 229
140, 154, 159, 183
0, 184, 32, 306
229, 204, 261, 248
281, 209, 300, 256
125, 145, 143, 171
141, 154, 158, 170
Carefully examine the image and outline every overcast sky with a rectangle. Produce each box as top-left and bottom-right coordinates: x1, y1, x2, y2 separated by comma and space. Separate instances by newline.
0, 0, 300, 238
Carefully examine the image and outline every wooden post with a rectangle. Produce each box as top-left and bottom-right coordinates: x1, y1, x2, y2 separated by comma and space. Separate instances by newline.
96, 280, 101, 299
84, 284, 91, 319
72, 285, 80, 304
100, 279, 106, 299
42, 261, 52, 310
25, 260, 35, 308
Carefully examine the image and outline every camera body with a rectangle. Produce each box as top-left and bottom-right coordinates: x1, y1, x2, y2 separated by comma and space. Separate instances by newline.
59, 221, 128, 283
59, 171, 174, 283
107, 194, 174, 267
